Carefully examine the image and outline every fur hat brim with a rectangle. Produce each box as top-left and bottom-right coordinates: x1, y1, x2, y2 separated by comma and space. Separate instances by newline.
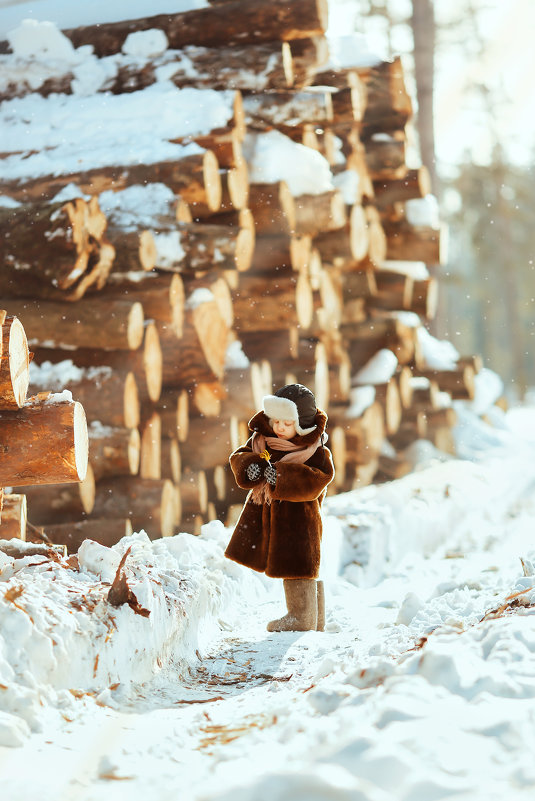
262, 394, 317, 436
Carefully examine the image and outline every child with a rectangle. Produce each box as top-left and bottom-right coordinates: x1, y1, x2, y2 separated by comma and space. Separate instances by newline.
225, 383, 334, 632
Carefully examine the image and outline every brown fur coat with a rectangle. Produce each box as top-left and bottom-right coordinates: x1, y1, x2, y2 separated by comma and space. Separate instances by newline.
224, 409, 334, 579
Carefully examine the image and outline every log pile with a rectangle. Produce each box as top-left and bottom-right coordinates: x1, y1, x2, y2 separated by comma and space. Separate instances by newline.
0, 310, 89, 545
0, 0, 482, 546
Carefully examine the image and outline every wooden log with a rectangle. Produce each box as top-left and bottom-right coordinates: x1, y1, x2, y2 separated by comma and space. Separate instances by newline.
357, 57, 413, 135
180, 469, 208, 516
232, 273, 313, 332
240, 329, 299, 363
368, 270, 414, 312
0, 494, 27, 541
247, 182, 296, 235
397, 366, 414, 409
409, 378, 442, 410
373, 167, 431, 209
389, 412, 427, 450
411, 278, 439, 319
103, 272, 185, 339
0, 40, 324, 100
314, 204, 369, 266
365, 205, 388, 266
243, 90, 333, 130
91, 477, 176, 539
0, 199, 113, 301
329, 354, 352, 404
375, 453, 412, 482
0, 395, 88, 486
285, 37, 329, 88
161, 299, 229, 387
343, 318, 418, 370
249, 234, 312, 275
182, 416, 241, 471
0, 316, 29, 409
429, 427, 456, 455
416, 367, 476, 400
161, 437, 181, 484
139, 221, 254, 273
188, 382, 224, 418
140, 412, 161, 480
384, 220, 444, 265
0, 540, 66, 559
42, 518, 132, 555
329, 425, 347, 489
5, 297, 144, 352
374, 380, 402, 436
294, 190, 347, 236
63, 0, 329, 55
271, 340, 330, 410
157, 389, 189, 443
19, 463, 95, 525
221, 362, 272, 420
424, 407, 458, 430
88, 423, 140, 482
332, 401, 386, 466
30, 359, 140, 430
364, 135, 407, 179
2, 152, 221, 210
457, 354, 483, 375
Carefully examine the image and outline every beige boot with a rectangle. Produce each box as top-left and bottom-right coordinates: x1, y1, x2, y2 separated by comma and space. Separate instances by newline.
267, 579, 318, 632
316, 580, 325, 631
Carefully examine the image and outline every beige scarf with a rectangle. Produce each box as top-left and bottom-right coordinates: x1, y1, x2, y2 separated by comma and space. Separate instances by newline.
249, 432, 322, 505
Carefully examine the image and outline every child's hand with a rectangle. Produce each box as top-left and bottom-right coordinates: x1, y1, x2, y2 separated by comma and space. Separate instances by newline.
246, 462, 262, 482
264, 463, 277, 485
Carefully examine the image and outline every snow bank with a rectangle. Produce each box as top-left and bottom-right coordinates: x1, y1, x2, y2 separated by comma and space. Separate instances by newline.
0, 524, 269, 746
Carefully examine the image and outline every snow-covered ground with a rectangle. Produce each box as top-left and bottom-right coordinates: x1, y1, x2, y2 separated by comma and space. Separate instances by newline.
2, 402, 535, 800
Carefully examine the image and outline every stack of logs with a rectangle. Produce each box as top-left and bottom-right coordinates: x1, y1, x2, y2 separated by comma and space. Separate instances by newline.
0, 0, 480, 549
0, 311, 89, 545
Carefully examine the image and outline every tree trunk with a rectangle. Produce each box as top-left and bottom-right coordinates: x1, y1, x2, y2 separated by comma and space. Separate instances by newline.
0, 396, 88, 486
411, 0, 439, 195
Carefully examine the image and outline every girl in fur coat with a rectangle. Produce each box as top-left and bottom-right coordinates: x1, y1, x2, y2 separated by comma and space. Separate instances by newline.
225, 383, 334, 632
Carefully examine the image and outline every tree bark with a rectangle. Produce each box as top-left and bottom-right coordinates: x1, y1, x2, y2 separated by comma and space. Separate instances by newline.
4, 297, 144, 351
63, 0, 329, 55
0, 395, 88, 486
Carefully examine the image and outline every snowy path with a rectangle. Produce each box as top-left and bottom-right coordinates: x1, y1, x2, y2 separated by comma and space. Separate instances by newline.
3, 474, 535, 801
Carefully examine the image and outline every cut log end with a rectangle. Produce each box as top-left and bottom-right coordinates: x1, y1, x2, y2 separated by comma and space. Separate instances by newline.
161, 479, 177, 538
143, 323, 163, 403
124, 371, 140, 429
74, 401, 89, 482
2, 317, 30, 409
127, 301, 145, 350
204, 150, 222, 212
128, 427, 141, 475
